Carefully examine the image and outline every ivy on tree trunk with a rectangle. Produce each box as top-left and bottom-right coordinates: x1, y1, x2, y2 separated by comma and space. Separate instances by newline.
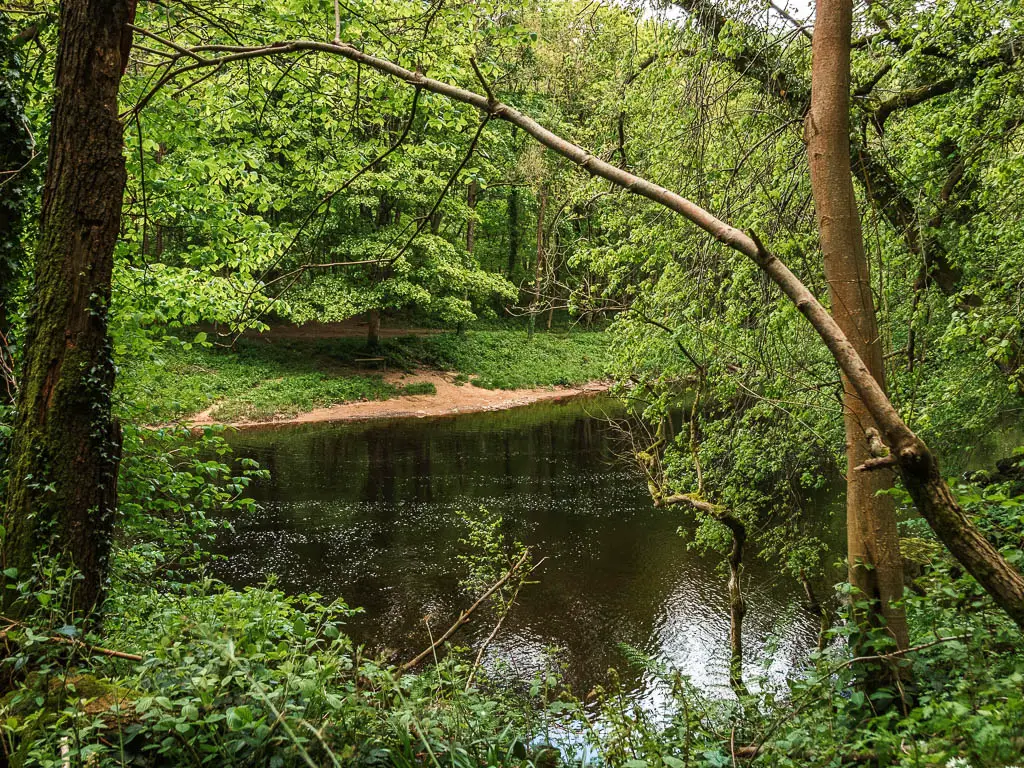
1, 0, 134, 623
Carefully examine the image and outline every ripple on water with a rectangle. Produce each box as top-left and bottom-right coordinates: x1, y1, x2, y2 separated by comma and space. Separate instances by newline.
210, 397, 837, 707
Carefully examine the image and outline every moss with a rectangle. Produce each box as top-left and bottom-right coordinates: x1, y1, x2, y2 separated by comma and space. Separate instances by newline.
3, 673, 136, 767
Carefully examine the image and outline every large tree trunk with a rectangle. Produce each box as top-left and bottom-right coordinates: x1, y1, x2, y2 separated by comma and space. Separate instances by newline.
806, 0, 910, 663
1, 0, 133, 622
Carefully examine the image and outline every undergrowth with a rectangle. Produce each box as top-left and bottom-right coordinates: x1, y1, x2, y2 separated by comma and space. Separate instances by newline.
3, 423, 1024, 768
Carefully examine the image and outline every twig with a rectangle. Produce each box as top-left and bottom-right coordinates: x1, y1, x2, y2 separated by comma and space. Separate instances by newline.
854, 455, 897, 471
465, 556, 547, 690
469, 57, 495, 105
400, 549, 530, 672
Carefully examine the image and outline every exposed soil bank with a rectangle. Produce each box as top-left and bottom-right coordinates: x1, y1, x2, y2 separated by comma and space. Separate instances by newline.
186, 370, 611, 430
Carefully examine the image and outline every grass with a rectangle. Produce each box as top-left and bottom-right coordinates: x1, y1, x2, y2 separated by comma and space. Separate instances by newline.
126, 330, 608, 423
398, 330, 609, 389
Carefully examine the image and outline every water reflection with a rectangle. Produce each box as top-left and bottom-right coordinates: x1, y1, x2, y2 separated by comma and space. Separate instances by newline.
211, 397, 823, 701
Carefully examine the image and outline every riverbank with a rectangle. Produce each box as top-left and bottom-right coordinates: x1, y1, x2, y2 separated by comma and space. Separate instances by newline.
187, 370, 610, 428
131, 329, 611, 426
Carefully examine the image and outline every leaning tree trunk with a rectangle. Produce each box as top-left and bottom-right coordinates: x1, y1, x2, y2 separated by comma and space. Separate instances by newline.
1, 0, 133, 622
806, 0, 910, 665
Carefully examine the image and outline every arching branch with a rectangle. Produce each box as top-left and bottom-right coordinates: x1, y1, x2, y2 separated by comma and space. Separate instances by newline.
129, 28, 1024, 628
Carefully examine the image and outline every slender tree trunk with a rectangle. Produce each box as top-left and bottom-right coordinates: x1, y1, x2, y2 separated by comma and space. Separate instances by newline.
1, 0, 134, 622
367, 309, 380, 348
466, 180, 478, 254
806, 0, 910, 666
507, 188, 520, 278
458, 181, 478, 336
723, 513, 748, 697
800, 570, 832, 651
528, 188, 546, 338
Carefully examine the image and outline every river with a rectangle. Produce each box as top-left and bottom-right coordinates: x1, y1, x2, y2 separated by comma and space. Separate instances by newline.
210, 396, 828, 706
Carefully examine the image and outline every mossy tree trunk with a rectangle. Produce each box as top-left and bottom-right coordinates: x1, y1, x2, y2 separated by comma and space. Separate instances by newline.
1, 0, 134, 622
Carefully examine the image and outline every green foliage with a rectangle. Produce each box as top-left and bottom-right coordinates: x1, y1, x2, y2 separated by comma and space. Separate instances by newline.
115, 424, 266, 580
403, 331, 609, 390
2, 579, 546, 768
7, 0, 1024, 764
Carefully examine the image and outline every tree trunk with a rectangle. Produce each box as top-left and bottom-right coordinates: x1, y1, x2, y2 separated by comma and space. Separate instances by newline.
806, 0, 910, 667
1, 0, 133, 622
528, 187, 546, 338
367, 309, 381, 348
466, 180, 478, 254
723, 513, 748, 697
507, 188, 520, 277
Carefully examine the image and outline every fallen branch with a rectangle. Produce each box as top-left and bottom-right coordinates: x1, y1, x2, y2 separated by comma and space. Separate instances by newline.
463, 555, 547, 690
400, 549, 530, 672
0, 615, 143, 662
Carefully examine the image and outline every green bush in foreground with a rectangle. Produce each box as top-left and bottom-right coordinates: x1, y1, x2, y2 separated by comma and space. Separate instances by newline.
4, 562, 1024, 767
5, 430, 1023, 768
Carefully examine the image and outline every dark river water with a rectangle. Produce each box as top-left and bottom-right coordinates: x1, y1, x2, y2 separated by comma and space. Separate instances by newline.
211, 396, 827, 704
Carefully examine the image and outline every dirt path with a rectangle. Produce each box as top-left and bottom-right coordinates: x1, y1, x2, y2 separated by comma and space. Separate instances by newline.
187, 370, 610, 430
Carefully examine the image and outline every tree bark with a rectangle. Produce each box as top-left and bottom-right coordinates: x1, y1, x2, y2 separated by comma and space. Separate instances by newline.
1, 0, 133, 622
806, 0, 910, 662
528, 187, 546, 338
507, 188, 520, 277
367, 308, 380, 348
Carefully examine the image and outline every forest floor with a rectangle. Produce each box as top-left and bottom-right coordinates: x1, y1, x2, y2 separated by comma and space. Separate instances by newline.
132, 327, 611, 427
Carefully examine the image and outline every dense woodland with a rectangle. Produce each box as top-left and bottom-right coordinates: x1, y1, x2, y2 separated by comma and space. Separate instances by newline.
2, 0, 1024, 765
